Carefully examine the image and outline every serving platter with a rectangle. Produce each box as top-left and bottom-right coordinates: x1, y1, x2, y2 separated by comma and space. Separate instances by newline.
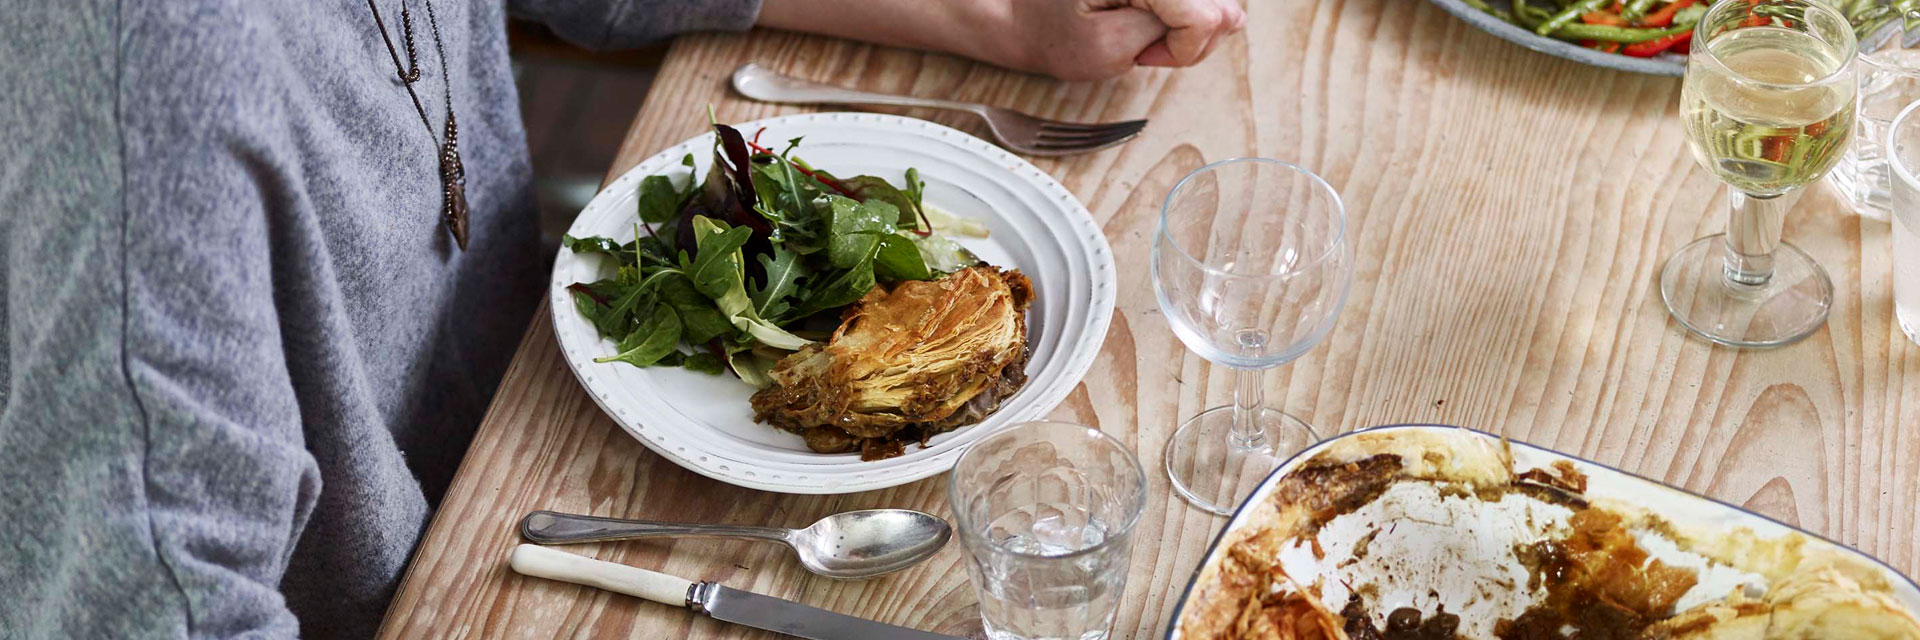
550, 112, 1117, 495
1428, 0, 1687, 77
1165, 424, 1920, 637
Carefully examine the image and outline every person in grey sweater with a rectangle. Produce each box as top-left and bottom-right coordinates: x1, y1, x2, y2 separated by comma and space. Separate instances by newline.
0, 0, 1240, 638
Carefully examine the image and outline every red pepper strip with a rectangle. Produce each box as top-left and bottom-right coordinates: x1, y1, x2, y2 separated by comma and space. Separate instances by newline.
1583, 11, 1629, 25
1745, 0, 1766, 27
1761, 136, 1790, 163
1805, 120, 1828, 138
1640, 0, 1697, 27
1580, 38, 1621, 53
1623, 31, 1687, 56
1668, 31, 1692, 52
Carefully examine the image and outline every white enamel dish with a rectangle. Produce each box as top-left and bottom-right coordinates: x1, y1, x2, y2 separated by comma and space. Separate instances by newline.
550, 112, 1117, 494
1165, 424, 1920, 638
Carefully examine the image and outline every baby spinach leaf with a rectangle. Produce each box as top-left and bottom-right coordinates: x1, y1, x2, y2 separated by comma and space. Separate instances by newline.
786, 248, 876, 320
873, 233, 933, 282
637, 175, 684, 224
841, 176, 921, 229
567, 280, 632, 338
654, 272, 732, 345
562, 234, 627, 258
593, 302, 681, 367
681, 352, 725, 375
824, 196, 897, 269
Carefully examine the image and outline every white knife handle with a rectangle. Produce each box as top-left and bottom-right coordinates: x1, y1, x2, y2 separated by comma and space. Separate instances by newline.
509, 544, 693, 607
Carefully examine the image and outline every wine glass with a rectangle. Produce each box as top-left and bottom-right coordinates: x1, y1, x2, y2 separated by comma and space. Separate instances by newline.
1662, 0, 1858, 348
1152, 158, 1352, 515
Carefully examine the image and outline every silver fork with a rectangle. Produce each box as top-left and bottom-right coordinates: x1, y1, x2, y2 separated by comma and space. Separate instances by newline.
730, 64, 1147, 157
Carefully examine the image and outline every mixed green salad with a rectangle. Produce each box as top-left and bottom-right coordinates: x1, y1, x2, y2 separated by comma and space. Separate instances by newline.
564, 117, 987, 387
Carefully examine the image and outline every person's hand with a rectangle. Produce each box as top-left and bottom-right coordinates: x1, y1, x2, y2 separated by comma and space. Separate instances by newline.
756, 0, 1246, 82
1001, 0, 1247, 81
1118, 0, 1248, 68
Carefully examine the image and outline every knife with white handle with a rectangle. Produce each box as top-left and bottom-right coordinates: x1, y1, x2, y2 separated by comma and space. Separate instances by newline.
508, 545, 968, 640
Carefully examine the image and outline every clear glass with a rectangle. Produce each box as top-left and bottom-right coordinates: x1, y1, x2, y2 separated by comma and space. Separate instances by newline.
1661, 0, 1859, 348
1834, 48, 1920, 220
947, 422, 1147, 640
1151, 158, 1351, 515
1828, 1, 1920, 220
1886, 98, 1920, 345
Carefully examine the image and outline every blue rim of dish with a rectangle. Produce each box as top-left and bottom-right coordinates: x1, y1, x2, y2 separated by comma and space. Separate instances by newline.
1160, 423, 1920, 639
1427, 0, 1687, 77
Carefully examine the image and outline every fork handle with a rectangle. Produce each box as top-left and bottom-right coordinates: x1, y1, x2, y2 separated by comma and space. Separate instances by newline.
732, 63, 984, 116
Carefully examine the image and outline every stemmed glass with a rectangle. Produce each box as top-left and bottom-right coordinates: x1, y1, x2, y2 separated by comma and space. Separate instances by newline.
1661, 0, 1858, 348
1152, 158, 1352, 515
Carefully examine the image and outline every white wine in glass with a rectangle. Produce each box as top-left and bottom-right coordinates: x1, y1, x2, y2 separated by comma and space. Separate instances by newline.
1662, 0, 1858, 348
1683, 27, 1855, 197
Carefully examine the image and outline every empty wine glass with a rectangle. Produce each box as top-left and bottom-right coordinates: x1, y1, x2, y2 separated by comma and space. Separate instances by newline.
1152, 158, 1352, 515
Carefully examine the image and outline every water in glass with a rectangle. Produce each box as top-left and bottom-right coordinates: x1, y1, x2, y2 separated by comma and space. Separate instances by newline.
1886, 99, 1920, 344
1834, 49, 1920, 220
948, 422, 1146, 640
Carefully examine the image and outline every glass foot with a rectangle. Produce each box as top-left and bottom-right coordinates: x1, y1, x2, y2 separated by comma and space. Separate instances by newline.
1659, 235, 1832, 349
1165, 406, 1318, 516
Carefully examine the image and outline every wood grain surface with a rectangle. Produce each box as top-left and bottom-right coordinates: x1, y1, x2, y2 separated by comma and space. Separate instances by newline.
379, 1, 1920, 637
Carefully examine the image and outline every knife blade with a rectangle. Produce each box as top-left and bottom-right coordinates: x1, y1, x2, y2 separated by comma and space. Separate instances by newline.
509, 544, 967, 640
693, 581, 964, 640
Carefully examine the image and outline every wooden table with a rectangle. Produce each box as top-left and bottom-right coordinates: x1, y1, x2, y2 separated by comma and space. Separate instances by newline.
379, 2, 1920, 637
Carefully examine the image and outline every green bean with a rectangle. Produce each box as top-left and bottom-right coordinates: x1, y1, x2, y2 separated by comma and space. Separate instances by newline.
1514, 0, 1554, 27
1751, 3, 1805, 21
1622, 0, 1660, 21
1535, 0, 1611, 36
1463, 0, 1517, 22
1548, 22, 1694, 42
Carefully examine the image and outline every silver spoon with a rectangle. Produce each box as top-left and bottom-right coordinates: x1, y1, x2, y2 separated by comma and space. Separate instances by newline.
518, 509, 952, 580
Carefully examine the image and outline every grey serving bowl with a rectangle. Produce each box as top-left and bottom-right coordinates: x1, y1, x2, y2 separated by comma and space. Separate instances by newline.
1428, 0, 1688, 76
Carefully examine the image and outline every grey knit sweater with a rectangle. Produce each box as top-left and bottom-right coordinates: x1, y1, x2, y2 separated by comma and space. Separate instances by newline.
0, 1, 758, 638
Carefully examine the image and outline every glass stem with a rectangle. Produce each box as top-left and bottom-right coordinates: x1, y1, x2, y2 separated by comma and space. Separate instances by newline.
1722, 190, 1794, 288
1229, 367, 1266, 451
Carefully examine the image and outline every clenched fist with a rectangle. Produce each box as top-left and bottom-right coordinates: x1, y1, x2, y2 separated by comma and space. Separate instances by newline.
760, 0, 1247, 82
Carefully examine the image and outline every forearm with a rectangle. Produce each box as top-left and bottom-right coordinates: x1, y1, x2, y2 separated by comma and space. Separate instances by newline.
755, 0, 1023, 69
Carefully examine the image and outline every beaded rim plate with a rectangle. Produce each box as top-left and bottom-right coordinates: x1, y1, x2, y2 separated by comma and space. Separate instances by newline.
550, 113, 1117, 494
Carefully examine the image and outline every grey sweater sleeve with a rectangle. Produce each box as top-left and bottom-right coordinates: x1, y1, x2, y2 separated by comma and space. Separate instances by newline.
1, 1, 319, 637
509, 0, 764, 50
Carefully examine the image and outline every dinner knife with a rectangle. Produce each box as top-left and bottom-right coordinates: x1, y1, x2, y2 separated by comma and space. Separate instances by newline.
508, 544, 967, 640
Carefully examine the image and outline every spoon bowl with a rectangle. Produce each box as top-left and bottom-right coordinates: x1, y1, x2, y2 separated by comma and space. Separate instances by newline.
789, 509, 953, 579
520, 508, 952, 579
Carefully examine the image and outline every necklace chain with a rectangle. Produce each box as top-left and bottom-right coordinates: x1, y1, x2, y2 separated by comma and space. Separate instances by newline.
367, 0, 470, 250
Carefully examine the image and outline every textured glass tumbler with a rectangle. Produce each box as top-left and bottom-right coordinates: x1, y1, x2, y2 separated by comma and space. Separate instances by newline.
1886, 99, 1920, 345
947, 422, 1147, 640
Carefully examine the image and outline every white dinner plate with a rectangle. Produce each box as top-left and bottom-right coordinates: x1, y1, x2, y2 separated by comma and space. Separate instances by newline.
550, 113, 1117, 494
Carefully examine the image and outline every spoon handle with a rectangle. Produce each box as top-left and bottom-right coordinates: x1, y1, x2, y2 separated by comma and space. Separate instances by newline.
521, 511, 793, 545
